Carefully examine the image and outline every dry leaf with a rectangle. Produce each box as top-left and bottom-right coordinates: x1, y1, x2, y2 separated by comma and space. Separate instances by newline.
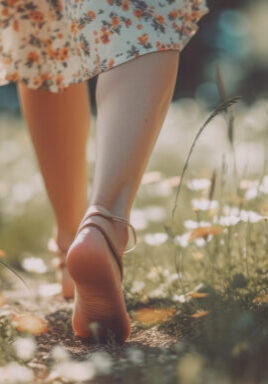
0, 294, 5, 307
252, 295, 268, 304
190, 292, 209, 299
191, 310, 210, 318
134, 307, 175, 325
12, 313, 49, 335
0, 249, 6, 258
252, 296, 262, 304
189, 226, 222, 242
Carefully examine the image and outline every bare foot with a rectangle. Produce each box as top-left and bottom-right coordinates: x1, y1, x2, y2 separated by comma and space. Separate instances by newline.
58, 266, 75, 299
49, 237, 75, 299
66, 215, 131, 343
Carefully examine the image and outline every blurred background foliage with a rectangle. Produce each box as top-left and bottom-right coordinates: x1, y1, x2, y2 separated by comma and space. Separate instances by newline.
0, 0, 268, 114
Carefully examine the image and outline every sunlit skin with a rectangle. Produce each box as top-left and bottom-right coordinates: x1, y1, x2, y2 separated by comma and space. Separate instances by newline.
18, 50, 180, 341
17, 81, 90, 298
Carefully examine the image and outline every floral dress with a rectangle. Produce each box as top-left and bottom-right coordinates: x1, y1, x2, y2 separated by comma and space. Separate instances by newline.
0, 0, 209, 93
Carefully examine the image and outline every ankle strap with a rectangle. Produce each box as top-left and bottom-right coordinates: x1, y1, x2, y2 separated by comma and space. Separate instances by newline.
75, 205, 137, 254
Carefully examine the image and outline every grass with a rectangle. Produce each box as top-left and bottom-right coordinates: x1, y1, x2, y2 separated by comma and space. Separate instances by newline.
0, 95, 267, 383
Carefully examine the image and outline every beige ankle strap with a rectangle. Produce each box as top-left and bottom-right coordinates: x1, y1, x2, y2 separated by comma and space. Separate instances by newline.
75, 205, 137, 254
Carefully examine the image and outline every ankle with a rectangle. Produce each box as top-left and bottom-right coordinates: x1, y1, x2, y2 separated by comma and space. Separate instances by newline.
56, 230, 77, 252
88, 198, 131, 223
81, 205, 131, 253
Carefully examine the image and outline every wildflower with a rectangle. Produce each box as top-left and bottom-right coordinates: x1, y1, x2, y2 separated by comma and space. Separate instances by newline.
126, 347, 144, 365
191, 198, 219, 211
144, 232, 168, 246
148, 286, 167, 299
21, 256, 48, 274
187, 178, 211, 190
13, 337, 36, 361
173, 294, 186, 303
38, 283, 61, 297
89, 351, 112, 375
131, 281, 145, 294
130, 209, 148, 230
51, 345, 70, 362
0, 363, 33, 383
49, 361, 95, 382
147, 266, 163, 279
215, 215, 240, 227
240, 210, 264, 223
244, 187, 258, 200
141, 171, 163, 184
174, 233, 190, 247
184, 220, 211, 229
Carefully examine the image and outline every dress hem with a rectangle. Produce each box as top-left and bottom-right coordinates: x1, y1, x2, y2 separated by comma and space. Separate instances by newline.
0, 6, 209, 93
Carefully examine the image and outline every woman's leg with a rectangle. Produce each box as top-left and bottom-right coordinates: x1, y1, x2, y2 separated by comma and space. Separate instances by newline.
17, 82, 90, 297
67, 50, 180, 341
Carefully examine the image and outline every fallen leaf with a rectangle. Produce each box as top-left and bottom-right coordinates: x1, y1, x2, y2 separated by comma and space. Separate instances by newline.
252, 295, 268, 304
189, 292, 209, 299
12, 313, 49, 335
252, 296, 262, 304
189, 226, 222, 242
191, 310, 210, 318
134, 307, 175, 325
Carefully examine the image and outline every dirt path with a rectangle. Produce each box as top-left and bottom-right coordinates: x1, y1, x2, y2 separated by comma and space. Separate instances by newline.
1, 274, 178, 384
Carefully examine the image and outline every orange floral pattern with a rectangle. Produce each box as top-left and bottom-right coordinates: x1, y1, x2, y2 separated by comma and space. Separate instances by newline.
0, 0, 209, 92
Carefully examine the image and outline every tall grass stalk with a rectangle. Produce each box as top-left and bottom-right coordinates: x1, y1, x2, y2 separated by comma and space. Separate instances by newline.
216, 66, 240, 196
0, 259, 30, 294
170, 96, 240, 228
